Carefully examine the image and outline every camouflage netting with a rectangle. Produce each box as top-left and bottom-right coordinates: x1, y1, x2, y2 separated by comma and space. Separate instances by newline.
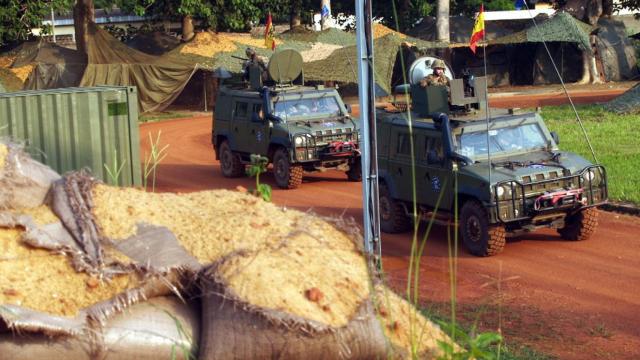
595, 18, 639, 81
409, 15, 511, 44
125, 31, 181, 55
604, 82, 640, 114
490, 12, 595, 53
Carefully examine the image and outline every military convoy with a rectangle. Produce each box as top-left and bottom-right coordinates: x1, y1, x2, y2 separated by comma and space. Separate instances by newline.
212, 49, 360, 189
213, 51, 607, 257
376, 57, 608, 256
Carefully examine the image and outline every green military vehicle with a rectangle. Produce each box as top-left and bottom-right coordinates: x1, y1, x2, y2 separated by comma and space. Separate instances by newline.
377, 58, 608, 256
212, 49, 360, 189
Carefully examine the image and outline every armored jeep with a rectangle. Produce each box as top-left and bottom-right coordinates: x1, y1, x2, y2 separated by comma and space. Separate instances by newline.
212, 49, 360, 189
377, 58, 608, 256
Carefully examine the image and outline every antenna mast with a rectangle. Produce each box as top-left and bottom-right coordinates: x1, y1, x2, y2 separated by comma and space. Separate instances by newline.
356, 0, 382, 266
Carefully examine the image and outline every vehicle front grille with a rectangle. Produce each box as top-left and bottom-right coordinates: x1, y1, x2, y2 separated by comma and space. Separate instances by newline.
521, 170, 574, 195
314, 128, 357, 143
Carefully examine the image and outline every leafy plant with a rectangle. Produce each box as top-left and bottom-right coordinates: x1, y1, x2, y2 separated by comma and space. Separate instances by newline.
436, 321, 503, 360
246, 154, 271, 202
103, 149, 126, 186
143, 130, 169, 192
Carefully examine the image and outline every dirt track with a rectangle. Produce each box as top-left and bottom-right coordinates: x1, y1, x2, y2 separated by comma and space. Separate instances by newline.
141, 92, 639, 359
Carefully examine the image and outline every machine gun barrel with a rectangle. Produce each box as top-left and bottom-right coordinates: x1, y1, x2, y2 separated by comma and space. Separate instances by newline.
232, 55, 248, 61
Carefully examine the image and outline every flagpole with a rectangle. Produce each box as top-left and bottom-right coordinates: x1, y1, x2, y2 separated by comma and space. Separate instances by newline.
480, 5, 492, 193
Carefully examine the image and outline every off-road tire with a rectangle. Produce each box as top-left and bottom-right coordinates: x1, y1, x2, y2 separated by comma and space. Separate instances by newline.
557, 207, 599, 241
219, 140, 244, 177
346, 160, 362, 182
379, 184, 411, 233
273, 148, 303, 189
460, 200, 506, 257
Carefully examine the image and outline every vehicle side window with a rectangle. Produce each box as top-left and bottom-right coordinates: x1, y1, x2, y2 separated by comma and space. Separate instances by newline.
252, 103, 262, 114
396, 133, 413, 156
234, 102, 249, 119
425, 135, 444, 164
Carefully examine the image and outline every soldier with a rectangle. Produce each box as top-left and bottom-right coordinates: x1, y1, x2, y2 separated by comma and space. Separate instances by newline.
419, 59, 450, 92
243, 47, 268, 81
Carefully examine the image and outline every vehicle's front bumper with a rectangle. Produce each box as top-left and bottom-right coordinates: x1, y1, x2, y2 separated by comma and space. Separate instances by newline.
493, 165, 608, 223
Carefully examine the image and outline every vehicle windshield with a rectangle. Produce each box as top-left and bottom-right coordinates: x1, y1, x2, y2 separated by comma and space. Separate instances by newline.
273, 97, 342, 120
456, 123, 548, 160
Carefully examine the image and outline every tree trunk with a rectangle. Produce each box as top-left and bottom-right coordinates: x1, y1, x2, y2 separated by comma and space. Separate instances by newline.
73, 0, 95, 55
320, 0, 331, 30
436, 0, 450, 43
182, 15, 194, 42
578, 51, 591, 84
602, 0, 613, 17
589, 35, 602, 83
290, 0, 302, 29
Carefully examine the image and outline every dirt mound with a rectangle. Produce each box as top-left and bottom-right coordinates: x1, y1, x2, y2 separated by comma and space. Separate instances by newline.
373, 23, 407, 39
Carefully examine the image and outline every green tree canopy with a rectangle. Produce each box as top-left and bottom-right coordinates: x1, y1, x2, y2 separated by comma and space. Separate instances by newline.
0, 0, 70, 45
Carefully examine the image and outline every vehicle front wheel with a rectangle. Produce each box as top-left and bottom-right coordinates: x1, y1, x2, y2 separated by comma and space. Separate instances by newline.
219, 140, 244, 177
557, 207, 598, 241
346, 159, 362, 182
273, 148, 303, 189
379, 184, 411, 233
460, 200, 505, 257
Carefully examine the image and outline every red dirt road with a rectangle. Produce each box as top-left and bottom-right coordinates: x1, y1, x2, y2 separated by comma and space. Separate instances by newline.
141, 111, 640, 359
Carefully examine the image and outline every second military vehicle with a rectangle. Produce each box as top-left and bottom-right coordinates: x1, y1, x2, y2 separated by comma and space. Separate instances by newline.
377, 57, 608, 256
212, 49, 360, 189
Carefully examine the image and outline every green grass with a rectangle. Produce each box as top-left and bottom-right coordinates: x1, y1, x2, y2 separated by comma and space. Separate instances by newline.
425, 310, 556, 360
139, 111, 193, 123
541, 104, 640, 205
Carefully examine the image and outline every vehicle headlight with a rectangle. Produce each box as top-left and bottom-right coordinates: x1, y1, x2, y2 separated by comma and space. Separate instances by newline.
583, 170, 596, 182
294, 136, 305, 146
496, 186, 505, 198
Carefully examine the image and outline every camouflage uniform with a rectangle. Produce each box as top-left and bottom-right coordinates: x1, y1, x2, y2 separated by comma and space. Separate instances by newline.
243, 48, 268, 81
419, 73, 450, 88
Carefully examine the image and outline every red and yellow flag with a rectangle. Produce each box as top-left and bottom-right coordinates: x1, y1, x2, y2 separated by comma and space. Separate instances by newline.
265, 12, 276, 51
469, 4, 485, 54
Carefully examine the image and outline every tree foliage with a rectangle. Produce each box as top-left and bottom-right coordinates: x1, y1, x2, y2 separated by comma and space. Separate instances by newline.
0, 0, 70, 45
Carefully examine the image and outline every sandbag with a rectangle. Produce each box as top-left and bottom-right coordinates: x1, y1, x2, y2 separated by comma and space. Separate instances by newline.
0, 141, 60, 210
0, 296, 199, 360
199, 264, 387, 359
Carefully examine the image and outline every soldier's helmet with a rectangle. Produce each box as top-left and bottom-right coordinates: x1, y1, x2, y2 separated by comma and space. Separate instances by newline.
246, 47, 256, 57
431, 59, 446, 70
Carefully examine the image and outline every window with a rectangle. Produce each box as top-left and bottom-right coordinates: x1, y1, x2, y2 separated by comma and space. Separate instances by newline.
396, 133, 413, 155
252, 103, 262, 114
235, 102, 248, 118
425, 136, 444, 163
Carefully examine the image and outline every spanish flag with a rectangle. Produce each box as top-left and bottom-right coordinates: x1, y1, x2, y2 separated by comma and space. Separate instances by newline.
265, 12, 276, 51
469, 4, 485, 54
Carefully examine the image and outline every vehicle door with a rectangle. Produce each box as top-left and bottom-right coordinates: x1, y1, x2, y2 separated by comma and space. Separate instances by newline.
387, 126, 417, 202
418, 131, 453, 211
231, 99, 250, 152
246, 102, 270, 156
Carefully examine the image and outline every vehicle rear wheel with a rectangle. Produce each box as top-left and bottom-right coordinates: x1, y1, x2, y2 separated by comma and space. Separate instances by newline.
379, 184, 411, 233
460, 200, 505, 257
346, 159, 362, 182
273, 148, 303, 189
219, 140, 244, 177
557, 207, 598, 241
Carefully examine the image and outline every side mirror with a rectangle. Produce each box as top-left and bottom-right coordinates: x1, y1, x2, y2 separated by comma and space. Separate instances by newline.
427, 150, 441, 165
550, 131, 560, 145
345, 104, 352, 114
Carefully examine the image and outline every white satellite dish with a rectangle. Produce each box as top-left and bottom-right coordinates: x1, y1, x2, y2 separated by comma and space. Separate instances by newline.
408, 56, 454, 85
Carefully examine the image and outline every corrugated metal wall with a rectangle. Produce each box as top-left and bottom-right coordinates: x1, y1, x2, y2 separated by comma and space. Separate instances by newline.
0, 86, 141, 187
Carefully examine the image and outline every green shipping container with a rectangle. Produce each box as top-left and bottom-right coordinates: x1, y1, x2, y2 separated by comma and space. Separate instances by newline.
0, 86, 141, 187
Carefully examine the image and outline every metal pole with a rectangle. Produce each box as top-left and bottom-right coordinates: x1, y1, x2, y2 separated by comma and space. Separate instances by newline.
51, 7, 56, 43
355, 0, 382, 266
